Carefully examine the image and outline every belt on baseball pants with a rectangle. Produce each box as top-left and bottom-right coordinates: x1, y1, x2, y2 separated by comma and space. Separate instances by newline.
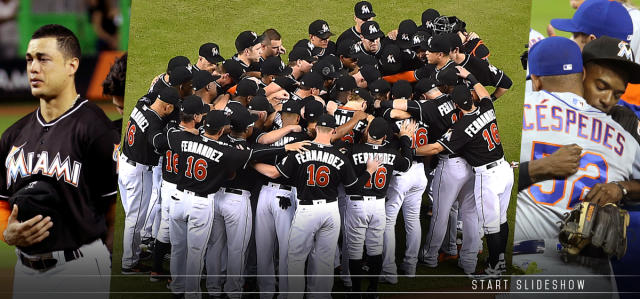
122, 155, 153, 171
222, 187, 248, 196
267, 182, 293, 191
177, 188, 208, 198
349, 195, 383, 201
298, 199, 336, 205
440, 153, 463, 159
18, 248, 83, 271
473, 158, 504, 172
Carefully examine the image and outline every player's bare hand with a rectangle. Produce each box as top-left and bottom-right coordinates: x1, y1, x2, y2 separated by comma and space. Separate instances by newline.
399, 119, 417, 138
285, 140, 311, 153
545, 144, 582, 177
353, 110, 368, 121
387, 29, 399, 40
287, 125, 302, 133
3, 205, 53, 247
455, 66, 471, 79
269, 90, 289, 102
366, 155, 383, 175
374, 100, 381, 109
585, 183, 623, 206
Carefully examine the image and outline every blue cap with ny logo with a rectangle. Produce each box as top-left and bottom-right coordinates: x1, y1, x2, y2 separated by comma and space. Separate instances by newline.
528, 36, 583, 76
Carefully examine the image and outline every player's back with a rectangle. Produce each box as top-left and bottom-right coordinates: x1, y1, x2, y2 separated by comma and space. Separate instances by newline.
349, 141, 411, 197
516, 90, 640, 241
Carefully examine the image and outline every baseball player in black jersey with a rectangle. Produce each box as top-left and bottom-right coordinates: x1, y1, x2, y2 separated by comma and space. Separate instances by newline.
149, 56, 191, 95
293, 20, 337, 60
416, 67, 513, 278
254, 114, 381, 298
336, 1, 376, 48
0, 24, 118, 298
346, 118, 415, 296
119, 88, 180, 274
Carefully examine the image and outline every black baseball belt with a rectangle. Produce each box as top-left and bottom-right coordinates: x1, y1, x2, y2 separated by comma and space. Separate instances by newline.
349, 195, 384, 201
19, 249, 83, 271
267, 182, 293, 191
122, 155, 153, 171
298, 199, 337, 205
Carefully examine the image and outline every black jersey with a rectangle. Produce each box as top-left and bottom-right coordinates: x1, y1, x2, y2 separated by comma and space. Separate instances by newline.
149, 73, 171, 94
121, 101, 166, 166
276, 142, 366, 202
264, 131, 309, 186
437, 97, 503, 166
230, 54, 261, 73
220, 130, 270, 192
461, 38, 490, 60
348, 137, 412, 198
457, 54, 511, 89
336, 26, 361, 48
293, 39, 337, 59
0, 98, 118, 254
156, 125, 198, 184
334, 106, 368, 144
405, 94, 460, 141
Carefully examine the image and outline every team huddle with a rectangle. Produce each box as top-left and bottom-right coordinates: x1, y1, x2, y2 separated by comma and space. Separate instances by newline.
118, 1, 515, 298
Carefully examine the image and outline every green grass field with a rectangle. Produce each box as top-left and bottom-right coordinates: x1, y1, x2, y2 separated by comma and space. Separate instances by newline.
112, 0, 530, 297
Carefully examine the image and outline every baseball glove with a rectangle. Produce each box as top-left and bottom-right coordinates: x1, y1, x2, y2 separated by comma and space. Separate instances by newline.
558, 201, 630, 260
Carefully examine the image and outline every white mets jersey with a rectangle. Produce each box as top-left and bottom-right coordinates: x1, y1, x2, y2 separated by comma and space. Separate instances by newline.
515, 90, 640, 241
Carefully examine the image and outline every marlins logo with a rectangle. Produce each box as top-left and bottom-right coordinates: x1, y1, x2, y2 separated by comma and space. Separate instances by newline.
369, 24, 378, 33
387, 54, 396, 64
5, 144, 82, 188
361, 5, 370, 14
617, 41, 633, 61
321, 23, 330, 34
212, 46, 219, 57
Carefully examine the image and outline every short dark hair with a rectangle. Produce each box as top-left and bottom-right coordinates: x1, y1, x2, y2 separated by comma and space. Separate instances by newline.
180, 111, 196, 123
262, 28, 282, 44
103, 53, 127, 97
31, 24, 81, 59
204, 126, 223, 135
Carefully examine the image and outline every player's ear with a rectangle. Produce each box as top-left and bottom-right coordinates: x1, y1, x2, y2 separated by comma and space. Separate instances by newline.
67, 57, 79, 76
530, 74, 542, 91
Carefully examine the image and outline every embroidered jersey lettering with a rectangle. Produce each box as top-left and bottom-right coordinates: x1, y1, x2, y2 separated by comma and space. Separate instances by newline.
122, 102, 165, 166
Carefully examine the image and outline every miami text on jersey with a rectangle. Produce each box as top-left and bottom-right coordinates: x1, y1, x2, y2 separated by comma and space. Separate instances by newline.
295, 149, 345, 170
464, 109, 496, 137
5, 145, 82, 188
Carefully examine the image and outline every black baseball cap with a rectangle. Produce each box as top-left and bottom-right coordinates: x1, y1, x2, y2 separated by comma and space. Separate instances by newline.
167, 56, 191, 74
369, 78, 390, 94
181, 95, 209, 114
368, 117, 389, 140
199, 43, 225, 64
229, 105, 259, 130
282, 100, 301, 115
192, 70, 220, 90
158, 87, 180, 105
337, 41, 358, 58
235, 31, 264, 52
303, 99, 324, 122
391, 80, 412, 99
356, 53, 378, 68
300, 72, 325, 90
354, 87, 374, 105
355, 1, 375, 20
359, 64, 381, 84
379, 44, 402, 75
336, 75, 357, 92
316, 113, 337, 128
414, 77, 439, 95
222, 59, 245, 82
288, 47, 318, 63
397, 20, 418, 49
436, 68, 458, 86
273, 75, 299, 93
262, 56, 292, 76
169, 66, 193, 86
422, 9, 440, 26
312, 59, 340, 79
426, 34, 451, 53
411, 31, 430, 51
452, 84, 472, 110
361, 21, 384, 40
236, 79, 260, 97
248, 95, 275, 114
446, 32, 462, 51
309, 20, 333, 39
204, 110, 230, 130
582, 36, 640, 84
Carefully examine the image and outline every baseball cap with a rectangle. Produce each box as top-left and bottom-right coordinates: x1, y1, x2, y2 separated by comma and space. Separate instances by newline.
282, 100, 301, 115
204, 110, 230, 130
528, 36, 583, 76
550, 0, 633, 42
192, 70, 221, 90
312, 59, 340, 79
361, 21, 384, 40
336, 75, 357, 92
158, 87, 180, 105
167, 56, 191, 74
379, 44, 402, 75
355, 53, 378, 68
422, 9, 440, 26
235, 31, 264, 52
355, 1, 375, 20
414, 77, 439, 95
436, 68, 459, 86
369, 78, 390, 94
397, 20, 418, 49
411, 31, 430, 51
273, 75, 299, 93
229, 105, 259, 131
354, 88, 374, 105
583, 36, 640, 84
181, 95, 209, 114
368, 117, 389, 140
288, 47, 318, 63
222, 59, 245, 82
300, 72, 325, 90
199, 43, 225, 64
316, 113, 337, 128
445, 32, 462, 51
169, 66, 193, 86
426, 34, 450, 53
262, 56, 291, 76
248, 95, 275, 115
359, 64, 381, 84
236, 79, 260, 97
452, 84, 472, 110
391, 80, 412, 99
309, 20, 333, 39
303, 99, 324, 122
336, 41, 358, 58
